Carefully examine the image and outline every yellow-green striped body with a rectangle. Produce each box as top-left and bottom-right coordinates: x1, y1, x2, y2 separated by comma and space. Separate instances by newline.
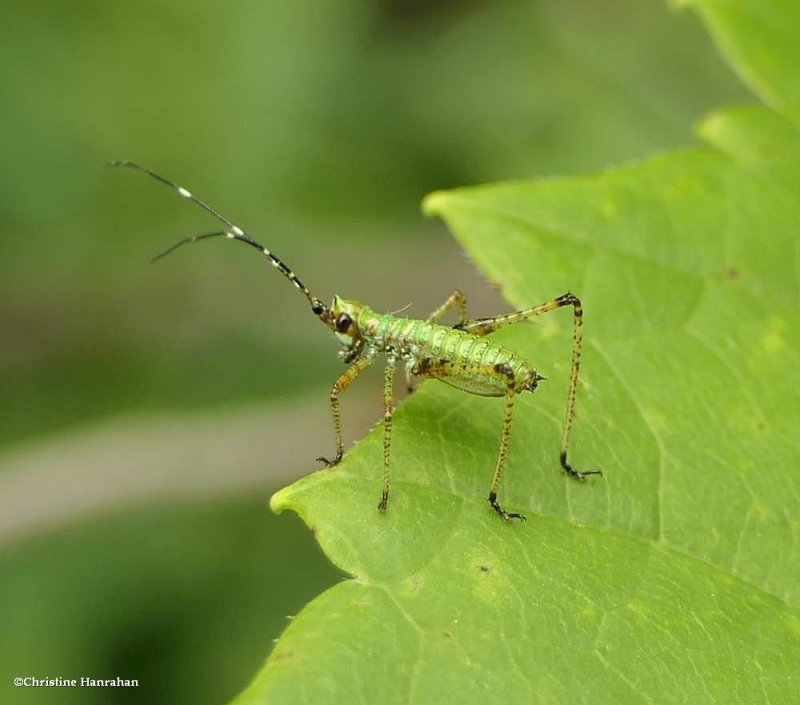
345, 300, 539, 396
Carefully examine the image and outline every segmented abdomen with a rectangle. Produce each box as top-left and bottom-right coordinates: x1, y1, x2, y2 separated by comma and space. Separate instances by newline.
360, 309, 536, 396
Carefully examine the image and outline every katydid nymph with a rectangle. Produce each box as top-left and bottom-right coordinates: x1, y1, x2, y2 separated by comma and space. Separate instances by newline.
110, 160, 602, 521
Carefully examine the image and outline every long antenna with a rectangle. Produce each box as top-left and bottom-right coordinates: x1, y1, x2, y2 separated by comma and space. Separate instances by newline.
108, 160, 328, 318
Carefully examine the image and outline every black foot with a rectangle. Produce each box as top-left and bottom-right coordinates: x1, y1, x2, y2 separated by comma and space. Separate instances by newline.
488, 493, 526, 522
316, 451, 343, 468
377, 492, 389, 512
561, 452, 603, 481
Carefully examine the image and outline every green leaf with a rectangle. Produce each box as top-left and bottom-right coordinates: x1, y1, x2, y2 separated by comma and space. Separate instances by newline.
230, 108, 800, 702
678, 0, 800, 124
230, 2, 800, 698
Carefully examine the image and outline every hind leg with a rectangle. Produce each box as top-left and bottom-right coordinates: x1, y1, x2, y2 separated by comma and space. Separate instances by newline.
456, 293, 601, 481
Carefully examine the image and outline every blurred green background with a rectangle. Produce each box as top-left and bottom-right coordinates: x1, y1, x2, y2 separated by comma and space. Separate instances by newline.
0, 1, 746, 703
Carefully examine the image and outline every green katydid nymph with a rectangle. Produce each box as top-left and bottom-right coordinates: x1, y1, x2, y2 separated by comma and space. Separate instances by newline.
110, 160, 602, 521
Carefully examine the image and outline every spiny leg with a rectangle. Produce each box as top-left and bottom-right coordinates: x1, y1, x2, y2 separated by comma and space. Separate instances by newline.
555, 294, 602, 481
406, 290, 468, 393
488, 363, 525, 521
412, 359, 526, 521
379, 354, 398, 512
317, 355, 374, 467
454, 293, 572, 335
458, 293, 601, 481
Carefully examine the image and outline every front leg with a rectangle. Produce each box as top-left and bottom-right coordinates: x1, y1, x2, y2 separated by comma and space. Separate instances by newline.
317, 354, 374, 467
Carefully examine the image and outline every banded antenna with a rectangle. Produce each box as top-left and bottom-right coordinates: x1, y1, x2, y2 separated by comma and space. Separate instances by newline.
108, 160, 328, 317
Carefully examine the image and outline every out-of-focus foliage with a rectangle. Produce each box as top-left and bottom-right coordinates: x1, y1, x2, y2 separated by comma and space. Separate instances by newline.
0, 1, 749, 704
0, 501, 340, 705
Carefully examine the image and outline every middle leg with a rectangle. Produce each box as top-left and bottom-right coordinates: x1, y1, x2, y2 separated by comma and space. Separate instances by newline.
427, 288, 467, 326
379, 354, 398, 511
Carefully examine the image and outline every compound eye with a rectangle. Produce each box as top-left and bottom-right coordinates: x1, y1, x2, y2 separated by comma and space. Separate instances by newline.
335, 313, 353, 333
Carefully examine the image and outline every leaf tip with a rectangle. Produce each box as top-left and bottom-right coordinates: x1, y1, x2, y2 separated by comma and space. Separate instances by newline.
269, 486, 293, 515
421, 190, 449, 218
